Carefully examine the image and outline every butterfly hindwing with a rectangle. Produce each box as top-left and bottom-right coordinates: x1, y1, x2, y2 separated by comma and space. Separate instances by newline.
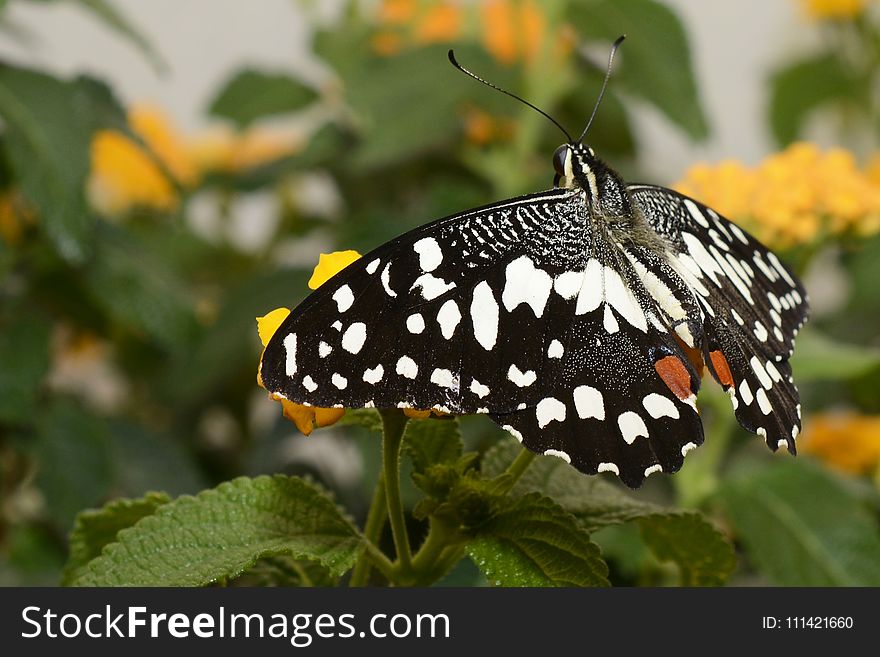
629, 184, 807, 451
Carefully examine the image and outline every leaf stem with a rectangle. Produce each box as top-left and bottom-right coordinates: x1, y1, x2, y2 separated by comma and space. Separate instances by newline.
349, 473, 387, 587
379, 409, 414, 573
496, 447, 537, 495
362, 539, 396, 582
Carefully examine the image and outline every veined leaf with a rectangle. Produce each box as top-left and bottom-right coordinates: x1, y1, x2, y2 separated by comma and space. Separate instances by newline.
721, 460, 880, 586
482, 439, 735, 585
404, 417, 463, 475
467, 492, 610, 587
71, 475, 364, 586
62, 492, 171, 585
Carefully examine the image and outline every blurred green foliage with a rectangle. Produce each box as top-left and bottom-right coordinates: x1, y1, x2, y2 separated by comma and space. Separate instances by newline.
0, 0, 879, 587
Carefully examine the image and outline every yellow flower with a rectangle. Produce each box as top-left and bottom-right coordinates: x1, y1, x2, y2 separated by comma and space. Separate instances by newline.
801, 413, 880, 475
308, 250, 362, 289
0, 191, 34, 245
673, 142, 880, 248
799, 0, 867, 20
257, 250, 364, 435
190, 125, 303, 174
89, 104, 198, 216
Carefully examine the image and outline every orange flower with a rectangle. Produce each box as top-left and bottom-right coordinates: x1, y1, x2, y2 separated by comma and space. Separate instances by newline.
801, 412, 880, 475
481, 0, 546, 65
379, 0, 416, 24
414, 3, 462, 44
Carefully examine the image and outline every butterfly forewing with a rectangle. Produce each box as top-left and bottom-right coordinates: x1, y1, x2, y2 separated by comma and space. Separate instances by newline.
261, 189, 591, 415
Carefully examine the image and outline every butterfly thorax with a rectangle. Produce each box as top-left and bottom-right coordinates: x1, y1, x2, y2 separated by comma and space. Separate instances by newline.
554, 143, 665, 254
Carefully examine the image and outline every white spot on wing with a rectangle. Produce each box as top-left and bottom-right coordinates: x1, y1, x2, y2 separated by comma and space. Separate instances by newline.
366, 258, 380, 274
739, 380, 754, 405
331, 373, 347, 390
396, 356, 418, 379
750, 356, 773, 390
302, 375, 317, 392
412, 273, 456, 300
341, 322, 367, 354
575, 259, 603, 314
536, 397, 566, 428
470, 281, 499, 351
618, 411, 648, 444
755, 388, 772, 415
406, 313, 425, 334
684, 198, 710, 227
381, 263, 397, 298
284, 333, 297, 377
603, 266, 648, 332
332, 285, 355, 312
754, 321, 768, 342
543, 449, 571, 464
603, 304, 619, 333
507, 364, 537, 387
430, 368, 457, 389
437, 299, 462, 339
363, 365, 384, 384
554, 270, 583, 300
547, 339, 564, 358
644, 464, 663, 478
413, 237, 443, 272
597, 462, 619, 475
503, 425, 523, 442
470, 379, 490, 398
642, 393, 680, 419
318, 341, 332, 358
681, 442, 698, 457
573, 385, 605, 420
502, 255, 553, 318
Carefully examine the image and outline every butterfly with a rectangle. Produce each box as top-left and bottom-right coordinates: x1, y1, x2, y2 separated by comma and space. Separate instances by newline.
259, 38, 808, 488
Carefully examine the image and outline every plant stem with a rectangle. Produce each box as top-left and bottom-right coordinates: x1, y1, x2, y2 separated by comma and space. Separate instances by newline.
496, 447, 537, 495
380, 409, 413, 573
363, 540, 396, 582
349, 473, 387, 587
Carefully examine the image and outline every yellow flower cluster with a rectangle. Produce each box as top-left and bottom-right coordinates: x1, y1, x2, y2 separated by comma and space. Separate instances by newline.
799, 0, 868, 20
88, 104, 303, 217
256, 250, 448, 435
0, 191, 34, 245
801, 412, 880, 475
371, 0, 555, 66
673, 143, 880, 248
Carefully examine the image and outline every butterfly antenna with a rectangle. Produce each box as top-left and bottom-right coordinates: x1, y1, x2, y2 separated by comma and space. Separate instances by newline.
577, 34, 626, 144
448, 49, 573, 143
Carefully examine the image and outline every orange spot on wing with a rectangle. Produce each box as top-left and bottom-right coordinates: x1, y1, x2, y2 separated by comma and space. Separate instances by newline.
709, 350, 734, 388
654, 356, 694, 401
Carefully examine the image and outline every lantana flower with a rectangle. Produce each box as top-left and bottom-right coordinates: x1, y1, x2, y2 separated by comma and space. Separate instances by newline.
801, 412, 880, 476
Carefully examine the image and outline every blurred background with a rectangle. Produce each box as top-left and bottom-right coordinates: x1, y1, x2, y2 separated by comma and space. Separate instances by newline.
1, 0, 879, 586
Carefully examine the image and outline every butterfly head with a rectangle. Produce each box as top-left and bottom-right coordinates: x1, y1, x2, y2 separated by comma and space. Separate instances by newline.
553, 142, 631, 218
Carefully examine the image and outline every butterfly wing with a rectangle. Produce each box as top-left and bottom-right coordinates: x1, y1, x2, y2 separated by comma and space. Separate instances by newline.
261, 188, 592, 415
261, 186, 710, 488
629, 184, 808, 453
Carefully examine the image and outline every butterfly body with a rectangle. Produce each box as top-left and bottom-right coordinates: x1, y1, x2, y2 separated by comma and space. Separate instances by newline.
260, 140, 807, 488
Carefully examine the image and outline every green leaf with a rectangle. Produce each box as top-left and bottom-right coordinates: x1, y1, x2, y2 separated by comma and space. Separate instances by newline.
62, 492, 171, 586
0, 64, 126, 261
572, 0, 708, 140
208, 69, 318, 128
0, 313, 51, 424
466, 492, 610, 587
71, 475, 364, 586
721, 459, 880, 586
85, 224, 198, 349
789, 327, 880, 381
482, 439, 735, 585
231, 555, 338, 587
404, 417, 463, 475
337, 408, 384, 434
35, 400, 114, 530
637, 514, 735, 586
768, 54, 862, 146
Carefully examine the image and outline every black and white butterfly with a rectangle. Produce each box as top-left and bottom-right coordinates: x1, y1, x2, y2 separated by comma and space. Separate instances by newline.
259, 40, 808, 488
